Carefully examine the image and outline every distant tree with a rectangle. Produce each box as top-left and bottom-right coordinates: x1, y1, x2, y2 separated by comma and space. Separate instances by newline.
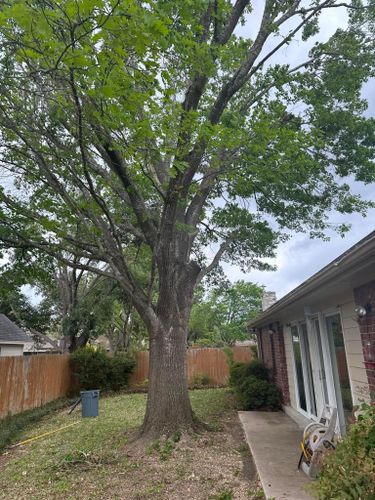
0, 1, 374, 441
189, 280, 263, 346
0, 256, 59, 348
1, 245, 151, 352
104, 298, 148, 353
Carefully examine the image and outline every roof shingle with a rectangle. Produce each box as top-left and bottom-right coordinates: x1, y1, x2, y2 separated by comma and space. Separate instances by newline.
0, 314, 30, 343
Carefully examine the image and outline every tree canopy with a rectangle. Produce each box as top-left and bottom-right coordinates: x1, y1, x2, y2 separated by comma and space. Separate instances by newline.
189, 280, 263, 346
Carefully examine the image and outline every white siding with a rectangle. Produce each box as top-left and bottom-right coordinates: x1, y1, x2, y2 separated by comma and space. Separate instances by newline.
340, 300, 371, 404
0, 343, 24, 356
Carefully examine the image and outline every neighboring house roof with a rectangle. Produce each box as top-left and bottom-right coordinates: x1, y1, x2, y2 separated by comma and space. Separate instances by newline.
23, 339, 57, 353
0, 314, 30, 344
249, 230, 375, 328
234, 340, 256, 346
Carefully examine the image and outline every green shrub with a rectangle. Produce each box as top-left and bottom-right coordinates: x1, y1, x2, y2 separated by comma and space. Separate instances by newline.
71, 347, 110, 390
310, 404, 375, 500
250, 344, 258, 358
229, 359, 270, 388
191, 373, 211, 387
70, 347, 135, 391
228, 359, 280, 411
109, 353, 136, 391
235, 376, 281, 410
228, 362, 248, 387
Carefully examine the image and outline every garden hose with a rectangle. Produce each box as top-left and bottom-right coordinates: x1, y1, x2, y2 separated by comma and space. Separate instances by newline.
9, 421, 80, 449
300, 439, 313, 461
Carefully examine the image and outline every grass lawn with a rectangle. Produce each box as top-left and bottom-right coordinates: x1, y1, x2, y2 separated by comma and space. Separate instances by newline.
0, 389, 263, 500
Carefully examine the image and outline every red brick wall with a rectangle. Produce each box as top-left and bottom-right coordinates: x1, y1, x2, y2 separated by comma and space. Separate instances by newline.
256, 323, 290, 405
353, 281, 375, 403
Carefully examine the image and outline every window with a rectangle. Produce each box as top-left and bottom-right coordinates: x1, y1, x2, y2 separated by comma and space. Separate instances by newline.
291, 325, 307, 412
291, 323, 318, 417
326, 314, 353, 431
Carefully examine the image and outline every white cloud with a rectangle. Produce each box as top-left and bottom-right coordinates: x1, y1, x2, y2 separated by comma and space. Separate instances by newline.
225, 191, 375, 299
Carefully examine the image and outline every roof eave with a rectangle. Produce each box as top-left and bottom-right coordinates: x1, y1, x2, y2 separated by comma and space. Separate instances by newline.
0, 340, 26, 345
248, 232, 375, 329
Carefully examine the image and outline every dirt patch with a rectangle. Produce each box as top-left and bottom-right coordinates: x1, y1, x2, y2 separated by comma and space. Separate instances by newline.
0, 446, 27, 469
104, 412, 261, 500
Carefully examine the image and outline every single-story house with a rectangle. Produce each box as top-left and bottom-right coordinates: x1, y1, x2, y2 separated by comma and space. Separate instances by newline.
0, 314, 30, 356
249, 230, 375, 436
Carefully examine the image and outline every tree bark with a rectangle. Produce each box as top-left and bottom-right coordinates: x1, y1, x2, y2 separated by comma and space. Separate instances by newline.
140, 318, 195, 439
139, 258, 200, 440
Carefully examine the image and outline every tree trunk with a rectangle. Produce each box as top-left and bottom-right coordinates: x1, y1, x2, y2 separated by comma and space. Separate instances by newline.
140, 318, 196, 439
136, 201, 201, 441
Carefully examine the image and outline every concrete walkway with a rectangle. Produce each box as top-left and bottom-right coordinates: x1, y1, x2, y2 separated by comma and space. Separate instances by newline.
239, 411, 313, 500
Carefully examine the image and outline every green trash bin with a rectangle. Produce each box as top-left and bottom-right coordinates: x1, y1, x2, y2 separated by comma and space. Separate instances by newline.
80, 390, 100, 418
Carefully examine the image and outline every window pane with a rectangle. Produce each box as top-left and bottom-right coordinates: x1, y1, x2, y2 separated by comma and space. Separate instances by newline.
301, 323, 317, 416
315, 319, 329, 405
326, 314, 353, 422
291, 325, 307, 411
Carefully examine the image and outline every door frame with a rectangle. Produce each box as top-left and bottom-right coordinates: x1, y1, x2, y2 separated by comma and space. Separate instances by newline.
289, 321, 318, 420
289, 309, 352, 435
321, 310, 352, 435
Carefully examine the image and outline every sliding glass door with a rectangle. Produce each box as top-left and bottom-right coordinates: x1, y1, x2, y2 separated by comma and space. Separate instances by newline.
325, 314, 353, 433
312, 318, 329, 407
291, 312, 353, 434
291, 323, 317, 418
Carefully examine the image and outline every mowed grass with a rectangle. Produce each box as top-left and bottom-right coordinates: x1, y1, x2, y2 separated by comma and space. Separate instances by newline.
0, 389, 235, 500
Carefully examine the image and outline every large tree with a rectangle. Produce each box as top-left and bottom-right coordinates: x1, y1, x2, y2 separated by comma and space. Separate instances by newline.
0, 0, 374, 440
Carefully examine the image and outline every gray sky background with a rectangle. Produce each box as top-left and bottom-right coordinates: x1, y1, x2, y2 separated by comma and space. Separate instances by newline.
224, 198, 375, 299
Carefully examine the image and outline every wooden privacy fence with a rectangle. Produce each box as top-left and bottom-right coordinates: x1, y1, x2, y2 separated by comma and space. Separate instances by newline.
0, 346, 252, 419
0, 354, 71, 419
129, 346, 252, 388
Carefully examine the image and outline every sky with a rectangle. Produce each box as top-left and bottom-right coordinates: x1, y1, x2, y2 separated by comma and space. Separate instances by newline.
222, 2, 375, 300
224, 200, 375, 299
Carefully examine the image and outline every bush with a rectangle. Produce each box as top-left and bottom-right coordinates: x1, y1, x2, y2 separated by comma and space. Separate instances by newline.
71, 347, 110, 390
250, 344, 258, 358
229, 359, 270, 388
70, 347, 135, 391
310, 404, 375, 500
228, 359, 280, 411
236, 376, 281, 410
109, 353, 136, 391
191, 373, 211, 387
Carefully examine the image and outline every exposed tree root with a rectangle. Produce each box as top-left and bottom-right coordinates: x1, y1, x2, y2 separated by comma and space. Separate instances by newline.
125, 413, 210, 455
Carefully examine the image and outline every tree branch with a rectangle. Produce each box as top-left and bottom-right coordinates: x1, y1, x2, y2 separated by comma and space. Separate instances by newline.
209, 0, 275, 124
197, 236, 234, 282
99, 144, 158, 247
216, 0, 250, 44
246, 0, 333, 81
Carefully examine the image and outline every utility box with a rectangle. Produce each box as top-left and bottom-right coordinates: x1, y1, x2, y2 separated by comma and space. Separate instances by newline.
80, 390, 100, 418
